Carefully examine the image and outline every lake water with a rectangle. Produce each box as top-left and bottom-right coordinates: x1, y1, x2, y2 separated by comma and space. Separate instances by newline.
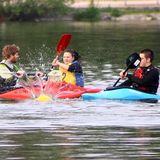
0, 21, 160, 159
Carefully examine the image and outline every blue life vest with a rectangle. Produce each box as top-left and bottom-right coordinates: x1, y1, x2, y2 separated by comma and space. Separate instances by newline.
75, 72, 84, 87
68, 61, 84, 87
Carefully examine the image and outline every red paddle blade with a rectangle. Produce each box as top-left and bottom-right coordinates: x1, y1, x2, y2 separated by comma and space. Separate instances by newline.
56, 34, 72, 56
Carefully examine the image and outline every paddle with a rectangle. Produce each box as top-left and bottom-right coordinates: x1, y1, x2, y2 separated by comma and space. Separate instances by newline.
113, 52, 141, 87
36, 34, 72, 102
51, 34, 72, 70
54, 33, 72, 61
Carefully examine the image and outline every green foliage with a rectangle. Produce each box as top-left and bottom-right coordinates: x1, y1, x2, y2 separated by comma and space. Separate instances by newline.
122, 8, 160, 14
39, 0, 70, 16
102, 7, 160, 17
3, 0, 42, 21
73, 7, 100, 21
103, 8, 123, 17
1, 0, 71, 21
0, 4, 3, 13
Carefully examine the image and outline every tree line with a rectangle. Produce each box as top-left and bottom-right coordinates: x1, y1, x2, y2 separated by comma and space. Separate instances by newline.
0, 0, 73, 21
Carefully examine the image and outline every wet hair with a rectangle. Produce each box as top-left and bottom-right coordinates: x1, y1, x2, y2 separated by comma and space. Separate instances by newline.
2, 44, 20, 59
64, 49, 81, 61
140, 48, 154, 62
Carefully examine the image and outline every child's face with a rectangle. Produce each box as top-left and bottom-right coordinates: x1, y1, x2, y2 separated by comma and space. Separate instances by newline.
63, 52, 74, 64
139, 53, 151, 67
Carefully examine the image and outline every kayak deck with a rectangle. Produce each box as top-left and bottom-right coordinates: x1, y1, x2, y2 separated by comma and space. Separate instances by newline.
82, 88, 160, 102
0, 81, 102, 101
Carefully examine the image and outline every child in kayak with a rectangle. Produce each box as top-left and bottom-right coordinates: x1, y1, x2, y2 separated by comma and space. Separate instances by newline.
0, 44, 26, 89
118, 49, 159, 94
52, 49, 84, 87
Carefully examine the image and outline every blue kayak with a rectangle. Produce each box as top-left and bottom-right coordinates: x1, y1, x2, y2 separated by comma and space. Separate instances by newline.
82, 88, 160, 102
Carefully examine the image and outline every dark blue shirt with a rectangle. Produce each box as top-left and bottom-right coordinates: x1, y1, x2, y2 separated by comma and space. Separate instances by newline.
68, 61, 84, 87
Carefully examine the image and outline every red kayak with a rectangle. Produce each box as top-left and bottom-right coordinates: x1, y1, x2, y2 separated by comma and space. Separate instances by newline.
0, 81, 102, 101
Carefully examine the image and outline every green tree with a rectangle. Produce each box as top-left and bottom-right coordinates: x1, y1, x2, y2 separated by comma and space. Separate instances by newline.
1, 0, 73, 21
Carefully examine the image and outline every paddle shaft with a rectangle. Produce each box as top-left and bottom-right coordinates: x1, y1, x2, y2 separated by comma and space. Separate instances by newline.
113, 65, 130, 87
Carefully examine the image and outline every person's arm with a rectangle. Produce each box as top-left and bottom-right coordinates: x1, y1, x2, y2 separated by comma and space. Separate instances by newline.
68, 62, 82, 73
127, 68, 159, 86
52, 59, 69, 70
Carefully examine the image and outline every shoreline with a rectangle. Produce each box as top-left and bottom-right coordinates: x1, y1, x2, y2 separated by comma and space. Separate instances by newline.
106, 13, 160, 21
36, 13, 160, 22
1, 12, 160, 23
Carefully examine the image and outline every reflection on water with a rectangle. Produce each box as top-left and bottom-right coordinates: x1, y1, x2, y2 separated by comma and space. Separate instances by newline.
0, 21, 160, 159
0, 100, 160, 159
0, 126, 160, 160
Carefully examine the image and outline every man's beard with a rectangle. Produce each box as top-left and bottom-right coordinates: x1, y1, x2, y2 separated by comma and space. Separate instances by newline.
11, 59, 17, 63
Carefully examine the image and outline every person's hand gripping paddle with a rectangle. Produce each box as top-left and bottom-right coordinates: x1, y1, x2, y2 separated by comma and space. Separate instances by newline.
113, 52, 141, 87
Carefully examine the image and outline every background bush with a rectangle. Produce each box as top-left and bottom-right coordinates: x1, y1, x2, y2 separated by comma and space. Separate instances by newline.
73, 7, 100, 21
0, 0, 72, 21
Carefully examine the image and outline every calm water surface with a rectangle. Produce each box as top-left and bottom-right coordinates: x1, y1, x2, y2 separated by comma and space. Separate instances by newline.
0, 21, 160, 159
